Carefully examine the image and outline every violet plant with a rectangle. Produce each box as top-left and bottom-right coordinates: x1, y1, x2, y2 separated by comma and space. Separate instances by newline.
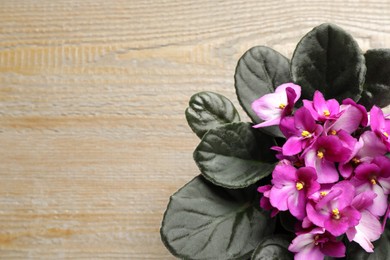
255, 85, 390, 258
161, 23, 390, 259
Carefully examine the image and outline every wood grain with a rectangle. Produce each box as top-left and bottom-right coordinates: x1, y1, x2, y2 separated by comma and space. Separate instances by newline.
1, 0, 390, 258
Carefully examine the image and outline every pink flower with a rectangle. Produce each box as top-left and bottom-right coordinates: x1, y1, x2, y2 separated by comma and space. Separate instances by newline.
351, 156, 390, 216
269, 164, 320, 220
325, 102, 366, 135
370, 105, 390, 150
306, 181, 361, 236
339, 131, 387, 179
252, 83, 301, 128
280, 107, 323, 156
304, 135, 351, 183
346, 191, 382, 252
342, 98, 368, 127
288, 228, 346, 259
252, 89, 390, 258
303, 91, 341, 122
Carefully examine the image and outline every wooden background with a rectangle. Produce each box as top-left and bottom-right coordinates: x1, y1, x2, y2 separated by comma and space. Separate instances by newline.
1, 0, 390, 258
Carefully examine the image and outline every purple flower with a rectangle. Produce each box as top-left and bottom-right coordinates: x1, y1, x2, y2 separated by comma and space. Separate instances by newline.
370, 105, 390, 150
351, 156, 390, 216
280, 107, 323, 156
304, 136, 351, 183
252, 83, 301, 128
288, 228, 346, 259
269, 164, 320, 220
346, 191, 382, 252
339, 131, 387, 179
303, 90, 341, 122
306, 181, 361, 236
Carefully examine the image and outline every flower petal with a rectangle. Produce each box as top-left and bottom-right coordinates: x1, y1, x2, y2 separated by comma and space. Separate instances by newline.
294, 107, 317, 132
370, 105, 384, 132
269, 185, 294, 211
315, 157, 339, 184
367, 185, 388, 216
349, 210, 381, 253
288, 233, 314, 253
351, 191, 377, 211
324, 217, 350, 236
253, 117, 282, 128
343, 98, 368, 127
319, 240, 346, 258
306, 202, 327, 227
339, 162, 354, 179
288, 190, 307, 220
294, 246, 324, 260
280, 116, 298, 138
282, 136, 304, 156
357, 131, 387, 161
355, 163, 380, 181
330, 105, 363, 133
313, 91, 328, 115
251, 92, 285, 120
331, 181, 356, 210
272, 164, 297, 186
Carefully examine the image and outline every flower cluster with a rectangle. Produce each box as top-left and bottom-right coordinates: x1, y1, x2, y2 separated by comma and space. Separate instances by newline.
253, 83, 390, 259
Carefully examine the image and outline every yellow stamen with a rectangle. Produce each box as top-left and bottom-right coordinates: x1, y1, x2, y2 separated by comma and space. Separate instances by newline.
296, 181, 304, 191
323, 110, 330, 116
371, 178, 377, 185
301, 130, 311, 138
352, 157, 360, 165
330, 129, 337, 135
384, 132, 389, 138
317, 151, 324, 159
332, 208, 341, 220
320, 191, 328, 197
279, 103, 286, 109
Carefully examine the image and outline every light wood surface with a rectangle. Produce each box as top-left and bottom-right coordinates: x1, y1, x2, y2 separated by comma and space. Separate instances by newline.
1, 0, 390, 258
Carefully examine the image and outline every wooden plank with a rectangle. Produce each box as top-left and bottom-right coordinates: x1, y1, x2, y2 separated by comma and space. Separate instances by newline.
1, 0, 390, 258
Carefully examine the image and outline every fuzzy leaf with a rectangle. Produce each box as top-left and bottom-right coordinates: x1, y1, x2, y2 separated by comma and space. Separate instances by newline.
194, 122, 276, 189
251, 235, 293, 260
234, 46, 291, 137
359, 49, 390, 109
279, 211, 296, 233
291, 23, 366, 102
160, 176, 275, 260
186, 91, 240, 138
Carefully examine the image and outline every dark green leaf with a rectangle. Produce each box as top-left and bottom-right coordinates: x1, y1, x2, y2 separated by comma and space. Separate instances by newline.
279, 211, 297, 233
251, 235, 293, 260
194, 122, 276, 189
359, 49, 390, 109
234, 46, 291, 137
291, 23, 366, 102
185, 91, 240, 138
160, 176, 275, 260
